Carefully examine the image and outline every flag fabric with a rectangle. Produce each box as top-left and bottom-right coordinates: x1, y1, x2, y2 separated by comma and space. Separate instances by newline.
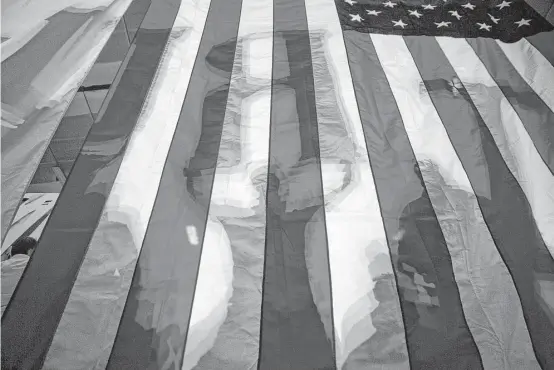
337, 0, 553, 42
0, 0, 134, 245
2, 0, 554, 369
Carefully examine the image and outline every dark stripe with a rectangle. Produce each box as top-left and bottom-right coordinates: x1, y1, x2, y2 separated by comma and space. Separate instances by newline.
0, 1, 181, 368
257, 0, 336, 369
78, 84, 111, 92
526, 31, 554, 67
339, 31, 483, 370
123, 0, 153, 41
105, 0, 243, 368
467, 38, 554, 175
404, 35, 554, 369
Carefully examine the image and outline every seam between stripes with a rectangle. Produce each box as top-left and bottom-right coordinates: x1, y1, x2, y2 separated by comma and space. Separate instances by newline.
256, 10, 274, 369
302, 11, 339, 364
42, 5, 181, 368
2, 2, 160, 366
332, 21, 413, 367
172, 0, 245, 367
258, 2, 338, 366
401, 37, 486, 370
4, 63, 109, 336
450, 38, 552, 368
470, 38, 554, 179
356, 32, 416, 369
405, 35, 548, 370
78, 42, 142, 367
108, 0, 243, 366
102, 0, 209, 365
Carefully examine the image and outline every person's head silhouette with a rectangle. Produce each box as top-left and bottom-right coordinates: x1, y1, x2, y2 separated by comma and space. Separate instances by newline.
10, 236, 37, 257
414, 161, 425, 189
414, 159, 446, 192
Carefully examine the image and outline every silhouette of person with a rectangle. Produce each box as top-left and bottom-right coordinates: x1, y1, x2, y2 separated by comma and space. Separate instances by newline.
1, 236, 37, 316
344, 160, 483, 369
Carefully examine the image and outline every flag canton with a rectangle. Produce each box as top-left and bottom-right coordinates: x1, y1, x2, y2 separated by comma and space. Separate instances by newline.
337, 0, 553, 42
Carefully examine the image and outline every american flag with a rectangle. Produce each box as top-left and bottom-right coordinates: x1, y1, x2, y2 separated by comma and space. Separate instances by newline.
338, 0, 553, 42
2, 0, 554, 369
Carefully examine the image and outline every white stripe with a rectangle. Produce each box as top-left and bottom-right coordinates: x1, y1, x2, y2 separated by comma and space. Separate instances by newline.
439, 37, 554, 258
43, 0, 212, 368
496, 38, 554, 112
305, 1, 409, 368
372, 34, 540, 369
183, 0, 273, 367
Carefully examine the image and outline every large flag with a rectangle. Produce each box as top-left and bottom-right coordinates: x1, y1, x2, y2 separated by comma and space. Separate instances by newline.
2, 0, 554, 369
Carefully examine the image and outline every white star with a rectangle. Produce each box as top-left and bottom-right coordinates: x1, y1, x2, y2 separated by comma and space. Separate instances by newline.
435, 21, 451, 28
515, 18, 531, 27
462, 2, 476, 10
366, 9, 382, 16
449, 10, 462, 20
496, 1, 511, 9
422, 4, 437, 10
392, 19, 408, 28
344, 0, 357, 5
409, 10, 423, 18
488, 14, 500, 24
350, 13, 363, 22
477, 22, 492, 31
383, 1, 397, 8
